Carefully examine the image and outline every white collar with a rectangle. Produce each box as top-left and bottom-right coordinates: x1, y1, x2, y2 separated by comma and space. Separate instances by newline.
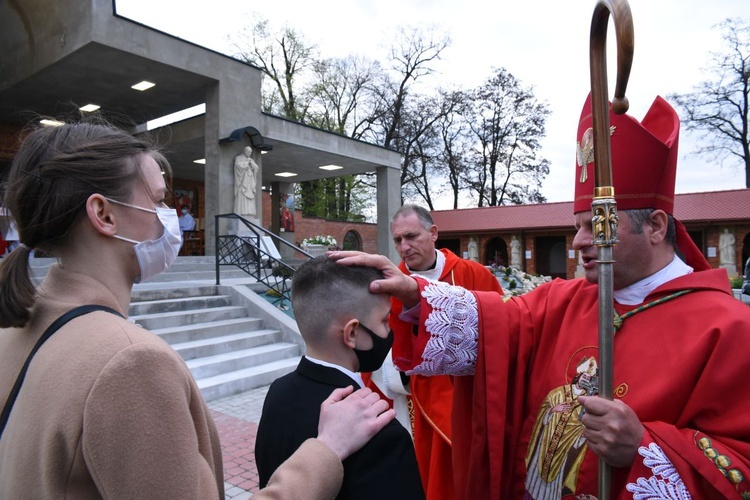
406, 250, 445, 281
304, 355, 364, 388
614, 255, 693, 306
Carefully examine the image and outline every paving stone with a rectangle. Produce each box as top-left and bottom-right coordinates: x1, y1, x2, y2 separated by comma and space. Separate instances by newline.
210, 385, 271, 499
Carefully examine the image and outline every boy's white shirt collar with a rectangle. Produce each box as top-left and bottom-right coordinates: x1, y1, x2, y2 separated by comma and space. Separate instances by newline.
304, 355, 364, 388
614, 254, 693, 305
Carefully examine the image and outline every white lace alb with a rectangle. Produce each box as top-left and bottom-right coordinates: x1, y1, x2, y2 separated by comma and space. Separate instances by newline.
408, 281, 479, 376
625, 443, 691, 499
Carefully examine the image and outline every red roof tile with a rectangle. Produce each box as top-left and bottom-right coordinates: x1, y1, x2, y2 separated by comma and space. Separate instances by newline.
431, 189, 750, 233
674, 189, 750, 222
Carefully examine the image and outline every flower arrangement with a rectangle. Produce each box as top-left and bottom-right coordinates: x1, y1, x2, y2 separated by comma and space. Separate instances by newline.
494, 265, 552, 296
302, 235, 337, 247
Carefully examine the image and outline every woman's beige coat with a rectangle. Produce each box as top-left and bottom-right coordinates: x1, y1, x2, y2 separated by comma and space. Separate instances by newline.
256, 438, 344, 500
0, 265, 224, 499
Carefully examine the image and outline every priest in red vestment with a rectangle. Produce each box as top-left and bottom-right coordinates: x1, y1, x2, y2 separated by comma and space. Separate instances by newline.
333, 94, 750, 499
365, 204, 503, 499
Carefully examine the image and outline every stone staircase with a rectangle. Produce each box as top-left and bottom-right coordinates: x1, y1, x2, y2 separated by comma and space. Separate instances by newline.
30, 255, 303, 402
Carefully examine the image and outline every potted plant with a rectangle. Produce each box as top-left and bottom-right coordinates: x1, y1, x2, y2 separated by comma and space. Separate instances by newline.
301, 235, 337, 257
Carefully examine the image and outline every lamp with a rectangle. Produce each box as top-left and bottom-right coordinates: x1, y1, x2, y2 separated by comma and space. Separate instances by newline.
219, 126, 273, 152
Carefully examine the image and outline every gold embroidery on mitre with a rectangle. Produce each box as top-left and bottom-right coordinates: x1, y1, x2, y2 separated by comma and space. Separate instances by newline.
576, 128, 594, 183
575, 126, 617, 183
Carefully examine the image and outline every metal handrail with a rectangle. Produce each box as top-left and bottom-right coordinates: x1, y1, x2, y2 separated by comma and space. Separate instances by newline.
214, 213, 313, 308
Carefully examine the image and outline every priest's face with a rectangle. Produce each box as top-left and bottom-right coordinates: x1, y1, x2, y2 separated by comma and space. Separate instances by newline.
572, 211, 652, 290
391, 212, 438, 271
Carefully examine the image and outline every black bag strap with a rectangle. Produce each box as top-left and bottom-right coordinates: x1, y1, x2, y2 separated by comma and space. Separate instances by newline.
0, 304, 124, 438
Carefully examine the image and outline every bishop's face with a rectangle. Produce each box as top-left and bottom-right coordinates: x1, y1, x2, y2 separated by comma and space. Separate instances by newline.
572, 211, 653, 290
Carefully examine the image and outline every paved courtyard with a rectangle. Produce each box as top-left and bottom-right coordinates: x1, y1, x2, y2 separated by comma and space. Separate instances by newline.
209, 385, 271, 499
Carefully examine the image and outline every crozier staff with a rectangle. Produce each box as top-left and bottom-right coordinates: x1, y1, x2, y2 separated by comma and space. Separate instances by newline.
588, 0, 634, 494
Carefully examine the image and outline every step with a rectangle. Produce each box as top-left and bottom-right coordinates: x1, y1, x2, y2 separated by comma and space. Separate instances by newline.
124, 276, 304, 404
197, 357, 301, 402
131, 285, 220, 302
28, 257, 275, 284
164, 262, 271, 272
172, 329, 282, 360
130, 305, 248, 330
128, 295, 233, 316
151, 317, 265, 344
141, 269, 251, 282
186, 343, 299, 378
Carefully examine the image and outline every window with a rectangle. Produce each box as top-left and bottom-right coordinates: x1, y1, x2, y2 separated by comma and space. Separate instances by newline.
343, 230, 362, 251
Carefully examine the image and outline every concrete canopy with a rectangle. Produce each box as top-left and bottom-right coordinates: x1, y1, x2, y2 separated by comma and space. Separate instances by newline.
1, 0, 402, 260
169, 115, 399, 185
0, 42, 210, 127
0, 30, 398, 187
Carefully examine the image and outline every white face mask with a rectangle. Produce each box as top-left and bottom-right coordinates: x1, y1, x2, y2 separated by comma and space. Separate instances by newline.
106, 198, 183, 283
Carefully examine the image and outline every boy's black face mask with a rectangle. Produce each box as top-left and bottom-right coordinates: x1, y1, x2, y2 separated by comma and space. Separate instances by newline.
353, 322, 393, 373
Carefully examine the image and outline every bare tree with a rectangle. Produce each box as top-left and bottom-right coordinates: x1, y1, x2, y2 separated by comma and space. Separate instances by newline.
402, 113, 442, 209
464, 68, 550, 206
436, 90, 473, 209
230, 19, 380, 221
401, 90, 471, 209
230, 19, 317, 121
364, 26, 451, 148
394, 94, 454, 204
670, 18, 750, 187
301, 55, 386, 219
305, 55, 383, 139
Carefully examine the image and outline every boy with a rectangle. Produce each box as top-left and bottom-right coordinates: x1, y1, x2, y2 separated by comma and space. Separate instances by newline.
255, 256, 424, 499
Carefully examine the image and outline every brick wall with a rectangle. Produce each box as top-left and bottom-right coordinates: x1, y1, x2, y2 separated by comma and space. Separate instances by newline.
261, 190, 377, 252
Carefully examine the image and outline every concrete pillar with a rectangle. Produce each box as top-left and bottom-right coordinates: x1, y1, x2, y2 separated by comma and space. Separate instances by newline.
376, 165, 400, 263
203, 83, 224, 255
202, 57, 262, 253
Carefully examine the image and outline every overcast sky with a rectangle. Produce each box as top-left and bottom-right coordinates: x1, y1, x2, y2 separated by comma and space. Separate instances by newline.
117, 0, 749, 206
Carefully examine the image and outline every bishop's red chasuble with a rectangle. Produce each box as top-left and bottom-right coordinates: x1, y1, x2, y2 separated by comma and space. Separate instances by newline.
396, 269, 750, 499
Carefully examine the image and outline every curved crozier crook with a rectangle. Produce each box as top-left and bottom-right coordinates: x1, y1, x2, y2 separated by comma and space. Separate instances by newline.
590, 0, 634, 186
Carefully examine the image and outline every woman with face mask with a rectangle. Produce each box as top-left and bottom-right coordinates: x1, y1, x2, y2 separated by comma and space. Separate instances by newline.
0, 122, 223, 498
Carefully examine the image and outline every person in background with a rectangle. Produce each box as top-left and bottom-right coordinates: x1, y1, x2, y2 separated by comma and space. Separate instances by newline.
178, 204, 196, 232
0, 122, 221, 499
365, 204, 502, 500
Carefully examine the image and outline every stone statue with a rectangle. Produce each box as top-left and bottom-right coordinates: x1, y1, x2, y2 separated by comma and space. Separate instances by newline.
234, 146, 259, 216
719, 228, 735, 266
510, 236, 522, 269
468, 237, 479, 262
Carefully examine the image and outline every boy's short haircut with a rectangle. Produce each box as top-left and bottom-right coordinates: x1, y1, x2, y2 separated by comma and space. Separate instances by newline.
291, 256, 385, 343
